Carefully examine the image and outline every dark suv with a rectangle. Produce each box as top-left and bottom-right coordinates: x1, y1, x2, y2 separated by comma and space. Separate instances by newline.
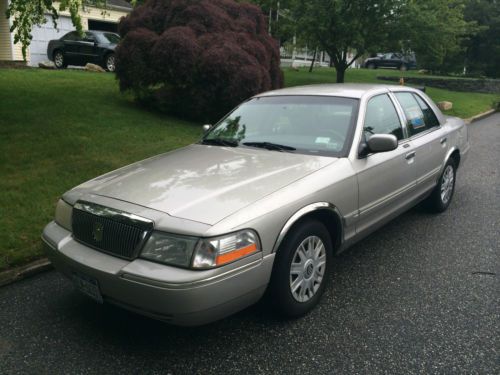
47, 30, 120, 72
363, 53, 416, 71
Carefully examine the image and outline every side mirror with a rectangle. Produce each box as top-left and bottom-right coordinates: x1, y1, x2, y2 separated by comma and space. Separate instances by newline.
359, 134, 398, 157
202, 124, 212, 133
367, 134, 398, 153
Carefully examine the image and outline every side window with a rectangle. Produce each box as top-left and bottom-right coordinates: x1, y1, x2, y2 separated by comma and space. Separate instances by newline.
62, 32, 78, 41
413, 94, 440, 128
364, 94, 404, 140
395, 92, 439, 136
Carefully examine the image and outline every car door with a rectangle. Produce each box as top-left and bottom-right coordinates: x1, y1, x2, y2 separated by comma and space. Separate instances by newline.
61, 32, 81, 64
79, 32, 100, 65
393, 92, 449, 196
351, 93, 417, 235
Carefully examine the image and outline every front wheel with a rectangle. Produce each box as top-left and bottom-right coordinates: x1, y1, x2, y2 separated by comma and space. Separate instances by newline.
426, 159, 456, 212
367, 63, 376, 69
105, 53, 116, 72
399, 63, 408, 71
53, 51, 67, 69
269, 219, 333, 318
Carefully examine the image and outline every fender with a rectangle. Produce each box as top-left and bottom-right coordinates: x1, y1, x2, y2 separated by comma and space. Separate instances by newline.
437, 146, 459, 183
272, 202, 345, 253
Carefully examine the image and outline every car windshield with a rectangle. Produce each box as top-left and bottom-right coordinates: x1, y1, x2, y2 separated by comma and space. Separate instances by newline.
203, 96, 359, 156
97, 33, 120, 44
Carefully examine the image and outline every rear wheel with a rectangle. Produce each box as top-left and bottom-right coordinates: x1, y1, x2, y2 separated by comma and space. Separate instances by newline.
53, 51, 67, 69
425, 159, 456, 212
105, 53, 116, 72
399, 63, 408, 71
269, 219, 333, 317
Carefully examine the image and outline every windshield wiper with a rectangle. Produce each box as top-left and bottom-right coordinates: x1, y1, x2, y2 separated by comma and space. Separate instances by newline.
243, 142, 296, 152
201, 138, 239, 147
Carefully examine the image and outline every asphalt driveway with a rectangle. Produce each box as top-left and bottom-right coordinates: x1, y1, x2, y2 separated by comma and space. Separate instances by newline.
0, 114, 498, 375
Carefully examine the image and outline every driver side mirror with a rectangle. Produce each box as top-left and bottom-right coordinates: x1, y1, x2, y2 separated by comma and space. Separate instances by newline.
202, 124, 212, 133
359, 134, 398, 157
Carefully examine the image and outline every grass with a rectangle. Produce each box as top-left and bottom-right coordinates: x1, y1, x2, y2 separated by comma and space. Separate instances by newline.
0, 67, 498, 271
285, 68, 500, 119
0, 69, 200, 271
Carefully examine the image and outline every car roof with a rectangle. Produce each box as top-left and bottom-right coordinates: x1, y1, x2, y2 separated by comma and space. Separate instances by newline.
255, 83, 419, 99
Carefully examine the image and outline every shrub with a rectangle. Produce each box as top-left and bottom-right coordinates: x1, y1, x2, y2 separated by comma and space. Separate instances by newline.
115, 0, 283, 122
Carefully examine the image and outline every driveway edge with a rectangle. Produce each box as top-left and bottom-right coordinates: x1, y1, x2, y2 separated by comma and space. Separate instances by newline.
0, 258, 52, 287
465, 108, 497, 124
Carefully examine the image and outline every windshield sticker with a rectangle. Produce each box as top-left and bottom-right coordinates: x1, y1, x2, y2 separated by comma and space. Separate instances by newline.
315, 137, 331, 144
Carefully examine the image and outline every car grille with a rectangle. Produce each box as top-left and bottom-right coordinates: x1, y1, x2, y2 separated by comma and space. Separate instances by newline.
72, 201, 153, 260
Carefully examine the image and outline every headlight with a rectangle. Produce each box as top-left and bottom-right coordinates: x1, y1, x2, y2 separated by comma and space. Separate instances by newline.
141, 232, 199, 268
55, 199, 72, 231
141, 229, 261, 269
192, 230, 260, 269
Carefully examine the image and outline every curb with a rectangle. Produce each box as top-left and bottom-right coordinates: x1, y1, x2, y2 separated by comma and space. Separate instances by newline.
0, 258, 53, 287
465, 108, 497, 124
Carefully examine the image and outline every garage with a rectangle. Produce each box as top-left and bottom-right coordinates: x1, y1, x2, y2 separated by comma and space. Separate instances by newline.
29, 15, 75, 67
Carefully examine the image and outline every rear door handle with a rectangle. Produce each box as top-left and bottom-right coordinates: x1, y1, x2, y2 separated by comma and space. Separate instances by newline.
405, 151, 416, 160
440, 137, 447, 144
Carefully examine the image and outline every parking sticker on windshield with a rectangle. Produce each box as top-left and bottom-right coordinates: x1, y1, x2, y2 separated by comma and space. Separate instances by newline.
315, 137, 330, 144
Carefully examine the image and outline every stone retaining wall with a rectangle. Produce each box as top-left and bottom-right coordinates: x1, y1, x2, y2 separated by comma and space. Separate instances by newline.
377, 76, 500, 94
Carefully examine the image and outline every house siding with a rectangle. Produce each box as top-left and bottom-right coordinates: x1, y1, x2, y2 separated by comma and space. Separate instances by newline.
0, 0, 12, 60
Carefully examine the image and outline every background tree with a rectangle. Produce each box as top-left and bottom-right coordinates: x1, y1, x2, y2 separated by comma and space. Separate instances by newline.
115, 0, 283, 122
396, 0, 473, 73
463, 0, 500, 77
6, 0, 108, 60
289, 0, 402, 83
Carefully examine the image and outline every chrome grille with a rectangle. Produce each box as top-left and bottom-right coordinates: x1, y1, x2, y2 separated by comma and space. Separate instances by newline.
72, 201, 153, 260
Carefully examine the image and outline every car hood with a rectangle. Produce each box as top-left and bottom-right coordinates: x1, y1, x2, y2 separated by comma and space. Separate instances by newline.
70, 145, 337, 225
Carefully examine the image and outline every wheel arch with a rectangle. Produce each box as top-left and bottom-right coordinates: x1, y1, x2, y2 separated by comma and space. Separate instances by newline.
436, 147, 461, 184
272, 202, 344, 254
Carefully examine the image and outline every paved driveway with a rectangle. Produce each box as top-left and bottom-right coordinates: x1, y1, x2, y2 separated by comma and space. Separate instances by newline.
0, 114, 498, 375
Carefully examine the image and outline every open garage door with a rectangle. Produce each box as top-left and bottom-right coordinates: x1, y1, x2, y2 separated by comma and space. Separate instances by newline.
88, 20, 118, 33
29, 16, 75, 67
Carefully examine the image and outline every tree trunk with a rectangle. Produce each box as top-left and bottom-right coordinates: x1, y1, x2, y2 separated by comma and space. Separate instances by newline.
336, 65, 346, 83
309, 48, 317, 73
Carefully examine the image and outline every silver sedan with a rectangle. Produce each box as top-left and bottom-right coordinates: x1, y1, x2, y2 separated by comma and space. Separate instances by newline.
43, 84, 469, 325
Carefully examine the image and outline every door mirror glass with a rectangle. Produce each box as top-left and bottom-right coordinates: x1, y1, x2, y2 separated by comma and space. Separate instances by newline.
367, 134, 398, 153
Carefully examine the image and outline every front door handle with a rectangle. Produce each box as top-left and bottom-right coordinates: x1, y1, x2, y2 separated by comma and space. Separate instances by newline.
440, 137, 447, 144
405, 151, 416, 160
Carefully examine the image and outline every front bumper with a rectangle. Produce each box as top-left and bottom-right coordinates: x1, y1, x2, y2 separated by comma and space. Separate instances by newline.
42, 221, 274, 326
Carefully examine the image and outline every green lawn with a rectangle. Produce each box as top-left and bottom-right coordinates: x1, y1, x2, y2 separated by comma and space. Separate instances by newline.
0, 67, 497, 271
285, 68, 500, 119
0, 69, 200, 271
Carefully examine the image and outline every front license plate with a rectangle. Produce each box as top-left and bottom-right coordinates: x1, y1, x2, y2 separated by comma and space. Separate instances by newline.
72, 272, 103, 304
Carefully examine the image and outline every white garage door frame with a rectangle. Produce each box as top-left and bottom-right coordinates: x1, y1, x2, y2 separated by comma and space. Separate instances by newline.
29, 15, 75, 67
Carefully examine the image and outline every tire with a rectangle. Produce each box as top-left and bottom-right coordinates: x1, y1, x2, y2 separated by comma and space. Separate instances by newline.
53, 50, 67, 69
425, 159, 456, 213
104, 53, 116, 72
269, 219, 333, 318
367, 63, 376, 69
399, 63, 408, 71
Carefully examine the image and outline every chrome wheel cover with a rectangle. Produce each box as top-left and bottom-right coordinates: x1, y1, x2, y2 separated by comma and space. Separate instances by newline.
106, 55, 115, 72
289, 235, 326, 303
440, 165, 454, 204
54, 52, 63, 67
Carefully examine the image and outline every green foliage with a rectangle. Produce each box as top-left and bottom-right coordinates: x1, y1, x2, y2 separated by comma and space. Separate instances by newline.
289, 0, 402, 82
397, 0, 473, 72
6, 0, 107, 60
464, 0, 500, 78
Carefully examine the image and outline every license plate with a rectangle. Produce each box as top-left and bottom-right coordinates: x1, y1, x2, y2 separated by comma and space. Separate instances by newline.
72, 272, 103, 304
